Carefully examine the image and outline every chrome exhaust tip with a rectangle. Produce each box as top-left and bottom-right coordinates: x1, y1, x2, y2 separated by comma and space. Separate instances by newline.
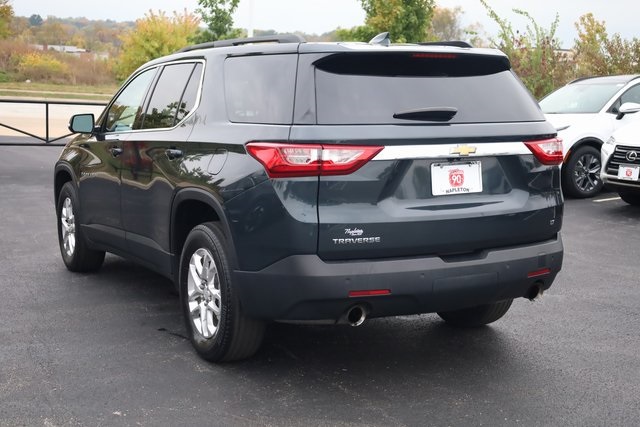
527, 283, 544, 301
346, 305, 367, 327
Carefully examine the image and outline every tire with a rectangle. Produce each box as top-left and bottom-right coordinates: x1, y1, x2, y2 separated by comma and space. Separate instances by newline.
437, 299, 513, 327
179, 222, 265, 362
618, 190, 640, 206
562, 145, 603, 198
56, 182, 105, 272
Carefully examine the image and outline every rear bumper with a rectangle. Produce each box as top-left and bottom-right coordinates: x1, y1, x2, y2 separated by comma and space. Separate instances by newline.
233, 235, 563, 322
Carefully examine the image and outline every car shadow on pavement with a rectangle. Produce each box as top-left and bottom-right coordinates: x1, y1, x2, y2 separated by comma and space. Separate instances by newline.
85, 255, 540, 388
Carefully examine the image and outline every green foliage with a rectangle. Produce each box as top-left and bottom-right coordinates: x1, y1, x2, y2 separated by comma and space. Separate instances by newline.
480, 0, 568, 99
17, 51, 71, 83
573, 13, 640, 76
337, 0, 435, 43
0, 0, 13, 39
36, 20, 67, 45
114, 10, 200, 81
194, 0, 240, 43
28, 14, 43, 27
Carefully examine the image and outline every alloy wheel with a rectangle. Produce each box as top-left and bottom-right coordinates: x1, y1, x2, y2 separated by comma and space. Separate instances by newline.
573, 152, 601, 193
187, 248, 222, 339
60, 197, 76, 257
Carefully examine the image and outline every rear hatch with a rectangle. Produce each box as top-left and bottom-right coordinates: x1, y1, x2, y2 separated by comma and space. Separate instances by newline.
293, 48, 562, 260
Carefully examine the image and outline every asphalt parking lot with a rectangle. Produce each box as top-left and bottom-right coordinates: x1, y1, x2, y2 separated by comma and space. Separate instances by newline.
1, 146, 639, 426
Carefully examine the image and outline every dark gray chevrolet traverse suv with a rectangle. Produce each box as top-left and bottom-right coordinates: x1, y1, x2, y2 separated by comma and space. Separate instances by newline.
55, 34, 564, 362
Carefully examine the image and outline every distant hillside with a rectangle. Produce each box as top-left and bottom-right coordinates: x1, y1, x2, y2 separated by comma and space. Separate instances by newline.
12, 15, 135, 55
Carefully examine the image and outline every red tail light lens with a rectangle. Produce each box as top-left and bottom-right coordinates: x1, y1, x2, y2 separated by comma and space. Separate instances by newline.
246, 142, 383, 178
524, 137, 563, 165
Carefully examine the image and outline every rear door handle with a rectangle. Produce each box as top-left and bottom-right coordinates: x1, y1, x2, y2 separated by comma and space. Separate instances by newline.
165, 148, 184, 160
109, 147, 123, 157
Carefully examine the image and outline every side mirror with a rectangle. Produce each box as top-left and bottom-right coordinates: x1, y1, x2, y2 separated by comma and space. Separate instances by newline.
69, 114, 96, 133
616, 102, 640, 120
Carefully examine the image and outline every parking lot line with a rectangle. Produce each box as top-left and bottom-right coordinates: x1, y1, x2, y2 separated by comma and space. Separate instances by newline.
593, 196, 621, 203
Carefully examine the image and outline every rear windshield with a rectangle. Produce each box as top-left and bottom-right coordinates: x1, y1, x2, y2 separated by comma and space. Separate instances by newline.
314, 53, 544, 125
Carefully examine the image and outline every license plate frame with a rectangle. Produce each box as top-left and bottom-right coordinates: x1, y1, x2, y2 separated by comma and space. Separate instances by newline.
617, 164, 640, 181
431, 161, 483, 196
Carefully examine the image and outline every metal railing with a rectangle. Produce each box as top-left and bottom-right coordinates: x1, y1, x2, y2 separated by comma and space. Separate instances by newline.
0, 99, 107, 146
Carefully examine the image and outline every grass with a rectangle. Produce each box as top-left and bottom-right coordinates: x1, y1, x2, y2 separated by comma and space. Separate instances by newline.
0, 82, 119, 100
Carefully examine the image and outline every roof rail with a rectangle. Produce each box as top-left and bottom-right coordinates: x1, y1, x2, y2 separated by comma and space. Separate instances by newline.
568, 74, 640, 85
418, 41, 473, 48
567, 76, 596, 84
177, 34, 306, 53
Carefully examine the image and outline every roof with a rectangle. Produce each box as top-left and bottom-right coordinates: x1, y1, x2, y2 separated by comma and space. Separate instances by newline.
571, 75, 640, 85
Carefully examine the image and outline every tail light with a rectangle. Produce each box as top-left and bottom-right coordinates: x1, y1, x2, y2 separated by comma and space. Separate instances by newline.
524, 137, 563, 165
246, 142, 383, 178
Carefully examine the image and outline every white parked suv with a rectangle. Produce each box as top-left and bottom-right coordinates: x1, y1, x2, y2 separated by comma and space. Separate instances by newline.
540, 75, 640, 198
601, 114, 640, 205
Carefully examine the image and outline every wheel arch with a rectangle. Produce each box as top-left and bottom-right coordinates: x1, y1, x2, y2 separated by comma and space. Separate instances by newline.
170, 188, 238, 277
564, 137, 603, 164
54, 163, 77, 205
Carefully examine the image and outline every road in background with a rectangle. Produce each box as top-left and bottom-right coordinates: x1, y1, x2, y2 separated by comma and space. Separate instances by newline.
1, 146, 639, 426
0, 99, 105, 142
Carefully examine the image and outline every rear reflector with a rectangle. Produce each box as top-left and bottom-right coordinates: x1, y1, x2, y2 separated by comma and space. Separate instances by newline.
527, 268, 551, 278
246, 142, 383, 178
524, 138, 563, 165
348, 289, 391, 297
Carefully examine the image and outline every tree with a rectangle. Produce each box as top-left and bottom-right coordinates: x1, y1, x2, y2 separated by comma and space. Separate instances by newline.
337, 0, 435, 43
426, 6, 486, 46
573, 13, 640, 76
480, 0, 568, 98
194, 0, 241, 43
0, 0, 13, 39
28, 14, 43, 27
35, 20, 68, 45
428, 6, 464, 41
573, 13, 608, 76
114, 10, 200, 81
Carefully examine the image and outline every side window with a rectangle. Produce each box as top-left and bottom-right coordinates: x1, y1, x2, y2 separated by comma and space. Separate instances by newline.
104, 68, 155, 132
620, 85, 640, 105
611, 85, 640, 113
139, 63, 202, 130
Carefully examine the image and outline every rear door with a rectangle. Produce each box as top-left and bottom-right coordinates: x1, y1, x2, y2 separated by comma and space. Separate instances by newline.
292, 50, 563, 261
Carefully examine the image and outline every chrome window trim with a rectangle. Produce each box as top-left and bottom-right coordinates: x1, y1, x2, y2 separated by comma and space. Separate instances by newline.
104, 59, 206, 135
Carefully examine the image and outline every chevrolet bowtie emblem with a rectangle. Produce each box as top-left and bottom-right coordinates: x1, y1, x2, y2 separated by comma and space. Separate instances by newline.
450, 145, 477, 156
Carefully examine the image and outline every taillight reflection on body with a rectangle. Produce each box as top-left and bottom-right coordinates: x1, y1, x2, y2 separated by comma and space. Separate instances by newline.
246, 142, 383, 178
524, 137, 563, 165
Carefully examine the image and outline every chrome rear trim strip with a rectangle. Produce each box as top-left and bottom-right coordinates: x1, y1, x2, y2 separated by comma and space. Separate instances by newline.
373, 142, 530, 160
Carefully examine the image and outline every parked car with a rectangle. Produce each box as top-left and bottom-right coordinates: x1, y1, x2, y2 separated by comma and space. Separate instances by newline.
54, 34, 564, 362
540, 74, 640, 198
601, 112, 640, 205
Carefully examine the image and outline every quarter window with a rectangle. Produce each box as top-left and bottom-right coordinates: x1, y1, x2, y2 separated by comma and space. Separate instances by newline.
224, 55, 297, 124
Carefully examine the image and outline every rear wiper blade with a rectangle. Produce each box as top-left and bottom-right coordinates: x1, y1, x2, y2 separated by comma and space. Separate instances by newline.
393, 107, 457, 122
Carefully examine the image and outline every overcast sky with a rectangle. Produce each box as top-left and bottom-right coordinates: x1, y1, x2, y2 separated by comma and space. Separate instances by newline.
12, 0, 639, 48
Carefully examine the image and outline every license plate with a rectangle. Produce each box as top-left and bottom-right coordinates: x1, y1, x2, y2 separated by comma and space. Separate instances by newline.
431, 161, 483, 196
617, 164, 640, 181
